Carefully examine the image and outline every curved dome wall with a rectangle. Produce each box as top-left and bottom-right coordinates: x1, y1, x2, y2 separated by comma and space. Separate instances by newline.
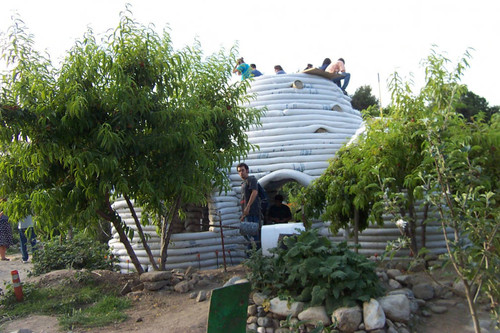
109, 73, 451, 272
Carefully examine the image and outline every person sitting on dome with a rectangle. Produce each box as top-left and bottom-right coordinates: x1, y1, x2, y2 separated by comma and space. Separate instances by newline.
318, 58, 331, 71
325, 58, 350, 94
274, 65, 286, 75
233, 57, 252, 80
250, 64, 263, 77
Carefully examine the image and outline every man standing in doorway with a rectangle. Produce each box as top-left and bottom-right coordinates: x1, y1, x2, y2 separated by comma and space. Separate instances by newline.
237, 162, 261, 249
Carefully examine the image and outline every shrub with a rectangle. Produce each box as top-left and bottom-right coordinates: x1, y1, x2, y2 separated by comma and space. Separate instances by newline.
244, 229, 384, 314
32, 233, 116, 275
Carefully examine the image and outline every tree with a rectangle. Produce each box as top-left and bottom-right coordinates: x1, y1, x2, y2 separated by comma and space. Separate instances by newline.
0, 11, 261, 273
301, 48, 499, 332
455, 89, 499, 122
350, 85, 379, 113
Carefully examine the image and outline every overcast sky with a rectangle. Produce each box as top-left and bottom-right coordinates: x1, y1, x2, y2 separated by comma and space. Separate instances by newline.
1, 0, 499, 107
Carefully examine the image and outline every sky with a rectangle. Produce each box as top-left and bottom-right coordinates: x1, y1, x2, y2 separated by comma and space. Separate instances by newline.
1, 0, 499, 107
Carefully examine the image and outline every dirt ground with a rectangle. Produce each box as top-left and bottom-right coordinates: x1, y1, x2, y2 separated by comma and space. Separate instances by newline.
0, 253, 497, 333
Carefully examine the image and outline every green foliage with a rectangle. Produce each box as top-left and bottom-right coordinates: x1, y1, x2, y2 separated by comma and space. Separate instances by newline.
31, 233, 116, 276
0, 9, 262, 271
455, 89, 499, 122
350, 85, 379, 113
244, 229, 383, 314
0, 279, 130, 330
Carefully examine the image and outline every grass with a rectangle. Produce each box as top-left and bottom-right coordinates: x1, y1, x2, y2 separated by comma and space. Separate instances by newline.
0, 274, 131, 330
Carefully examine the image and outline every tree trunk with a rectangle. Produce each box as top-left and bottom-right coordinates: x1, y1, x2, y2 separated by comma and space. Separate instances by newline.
124, 194, 159, 271
463, 279, 482, 333
159, 196, 182, 270
96, 195, 144, 274
353, 208, 359, 253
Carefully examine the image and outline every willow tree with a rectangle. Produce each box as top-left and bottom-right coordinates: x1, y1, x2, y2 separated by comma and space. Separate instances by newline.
0, 12, 261, 273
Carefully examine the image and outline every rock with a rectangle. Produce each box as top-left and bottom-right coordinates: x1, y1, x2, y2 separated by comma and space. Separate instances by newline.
377, 271, 389, 282
247, 323, 258, 331
371, 329, 387, 333
253, 292, 267, 306
428, 304, 448, 314
408, 260, 426, 272
363, 298, 386, 331
189, 292, 197, 299
173, 280, 191, 293
387, 326, 398, 333
297, 306, 331, 325
387, 288, 414, 299
234, 278, 250, 284
139, 270, 172, 282
453, 280, 478, 297
257, 306, 267, 317
248, 304, 257, 316
386, 269, 403, 279
388, 279, 402, 290
409, 299, 419, 314
394, 274, 413, 287
257, 327, 266, 333
331, 305, 362, 333
378, 294, 411, 323
412, 283, 434, 300
10, 330, 34, 333
197, 278, 211, 287
269, 297, 304, 317
421, 310, 432, 317
275, 328, 291, 333
223, 276, 243, 287
143, 280, 169, 291
257, 316, 274, 328
196, 290, 208, 302
247, 316, 258, 324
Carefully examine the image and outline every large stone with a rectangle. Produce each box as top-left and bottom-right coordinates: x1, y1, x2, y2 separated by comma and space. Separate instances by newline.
140, 270, 172, 282
223, 276, 243, 287
363, 298, 386, 331
253, 292, 267, 306
297, 306, 331, 325
269, 297, 304, 317
257, 316, 274, 328
331, 305, 362, 333
386, 269, 403, 279
143, 280, 168, 291
174, 280, 191, 293
412, 283, 434, 300
378, 294, 411, 323
388, 279, 402, 290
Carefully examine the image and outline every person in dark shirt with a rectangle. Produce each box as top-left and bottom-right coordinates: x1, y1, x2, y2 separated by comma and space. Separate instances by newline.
267, 194, 292, 224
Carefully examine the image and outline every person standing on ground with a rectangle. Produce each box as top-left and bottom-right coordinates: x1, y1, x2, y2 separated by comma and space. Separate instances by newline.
325, 57, 351, 94
233, 57, 253, 80
250, 64, 263, 77
267, 194, 292, 224
274, 65, 286, 74
237, 162, 261, 249
0, 211, 13, 261
18, 215, 37, 263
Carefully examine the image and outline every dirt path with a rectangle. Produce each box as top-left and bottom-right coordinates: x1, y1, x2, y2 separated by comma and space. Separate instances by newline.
0, 253, 34, 290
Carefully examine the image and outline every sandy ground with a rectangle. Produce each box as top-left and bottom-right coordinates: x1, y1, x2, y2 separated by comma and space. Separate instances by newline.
0, 253, 34, 291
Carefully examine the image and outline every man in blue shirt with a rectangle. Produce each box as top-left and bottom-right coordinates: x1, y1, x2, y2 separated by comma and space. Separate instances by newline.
250, 64, 263, 77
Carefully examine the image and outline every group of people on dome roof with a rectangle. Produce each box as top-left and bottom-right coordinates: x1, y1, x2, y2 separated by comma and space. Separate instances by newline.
233, 57, 350, 93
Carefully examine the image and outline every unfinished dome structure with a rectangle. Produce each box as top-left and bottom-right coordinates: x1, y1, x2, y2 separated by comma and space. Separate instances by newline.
109, 73, 452, 272
110, 73, 363, 272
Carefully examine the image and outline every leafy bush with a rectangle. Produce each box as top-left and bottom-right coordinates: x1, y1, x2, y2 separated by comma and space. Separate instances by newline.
244, 229, 384, 314
32, 233, 116, 275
